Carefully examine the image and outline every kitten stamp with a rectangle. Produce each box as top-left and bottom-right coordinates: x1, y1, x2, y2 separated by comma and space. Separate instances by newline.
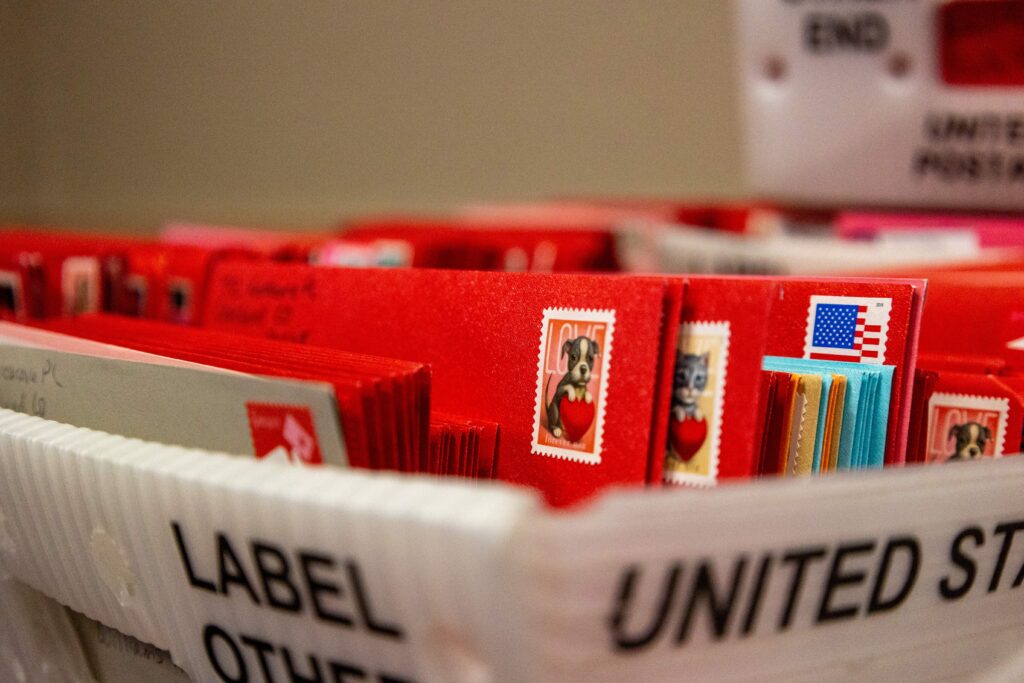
532, 308, 615, 464
925, 393, 1008, 464
664, 321, 730, 486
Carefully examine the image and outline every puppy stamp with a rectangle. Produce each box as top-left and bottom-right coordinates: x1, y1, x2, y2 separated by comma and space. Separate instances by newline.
663, 321, 730, 486
925, 393, 1008, 464
533, 308, 615, 464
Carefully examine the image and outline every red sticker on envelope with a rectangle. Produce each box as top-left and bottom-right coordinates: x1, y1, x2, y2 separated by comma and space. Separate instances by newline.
245, 403, 322, 465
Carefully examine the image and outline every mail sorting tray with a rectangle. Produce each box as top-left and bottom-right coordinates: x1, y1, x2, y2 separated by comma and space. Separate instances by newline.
1, 407, 1024, 682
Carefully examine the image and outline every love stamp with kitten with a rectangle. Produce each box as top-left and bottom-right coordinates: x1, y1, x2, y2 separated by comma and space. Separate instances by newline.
532, 307, 615, 464
664, 321, 730, 486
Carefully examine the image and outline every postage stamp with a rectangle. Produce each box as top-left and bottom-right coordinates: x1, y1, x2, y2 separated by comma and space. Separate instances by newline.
61, 256, 101, 317
663, 321, 730, 486
925, 392, 1008, 464
0, 270, 24, 319
167, 277, 195, 324
804, 295, 891, 365
246, 403, 323, 466
532, 307, 615, 464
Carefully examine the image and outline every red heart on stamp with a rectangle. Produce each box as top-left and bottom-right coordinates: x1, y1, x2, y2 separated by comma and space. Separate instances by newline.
669, 416, 707, 463
559, 394, 595, 443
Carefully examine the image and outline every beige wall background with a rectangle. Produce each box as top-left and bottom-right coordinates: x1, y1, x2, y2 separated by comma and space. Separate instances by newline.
0, 1, 743, 232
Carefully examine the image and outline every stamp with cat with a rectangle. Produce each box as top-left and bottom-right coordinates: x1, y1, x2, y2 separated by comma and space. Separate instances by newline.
664, 321, 730, 486
532, 308, 615, 464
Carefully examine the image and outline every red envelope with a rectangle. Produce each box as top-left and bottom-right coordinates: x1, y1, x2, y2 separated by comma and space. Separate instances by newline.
0, 227, 260, 325
905, 368, 939, 465
0, 228, 138, 318
459, 199, 780, 234
761, 371, 796, 476
428, 414, 499, 479
761, 277, 924, 466
661, 277, 777, 482
910, 367, 1024, 465
332, 217, 619, 272
753, 370, 777, 473
203, 262, 681, 507
114, 242, 256, 324
160, 222, 329, 261
918, 272, 1024, 370
670, 275, 923, 474
0, 250, 38, 321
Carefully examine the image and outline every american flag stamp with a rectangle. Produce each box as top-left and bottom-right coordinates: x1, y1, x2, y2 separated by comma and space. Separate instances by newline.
803, 296, 891, 365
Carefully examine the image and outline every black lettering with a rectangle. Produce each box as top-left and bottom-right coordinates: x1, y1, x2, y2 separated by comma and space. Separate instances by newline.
805, 14, 825, 51
1011, 157, 1024, 181
911, 148, 1017, 183
834, 14, 855, 46
676, 556, 748, 644
240, 635, 278, 682
300, 552, 354, 628
608, 563, 682, 651
1012, 552, 1024, 589
282, 648, 324, 683
868, 536, 920, 614
974, 115, 998, 143
329, 662, 366, 682
987, 152, 1004, 179
204, 624, 248, 683
940, 526, 985, 600
951, 115, 979, 142
965, 154, 980, 180
1008, 117, 1024, 145
913, 150, 938, 177
779, 547, 827, 630
347, 561, 403, 639
253, 541, 303, 613
741, 555, 772, 636
377, 677, 414, 683
861, 13, 889, 50
218, 533, 261, 605
989, 521, 1024, 592
172, 522, 217, 593
803, 12, 888, 53
818, 541, 875, 623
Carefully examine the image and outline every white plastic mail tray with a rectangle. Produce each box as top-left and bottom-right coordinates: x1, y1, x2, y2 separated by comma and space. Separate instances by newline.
1, 408, 1024, 681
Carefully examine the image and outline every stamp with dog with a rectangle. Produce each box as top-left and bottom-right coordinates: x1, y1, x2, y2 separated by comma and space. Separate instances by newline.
532, 308, 615, 464
663, 321, 730, 486
925, 393, 1008, 463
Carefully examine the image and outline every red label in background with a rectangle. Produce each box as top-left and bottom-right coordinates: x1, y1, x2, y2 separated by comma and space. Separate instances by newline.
245, 403, 322, 465
940, 0, 1024, 87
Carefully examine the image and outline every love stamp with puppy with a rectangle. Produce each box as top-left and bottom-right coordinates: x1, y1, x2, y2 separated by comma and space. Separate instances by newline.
925, 392, 1008, 464
664, 321, 730, 486
532, 308, 615, 464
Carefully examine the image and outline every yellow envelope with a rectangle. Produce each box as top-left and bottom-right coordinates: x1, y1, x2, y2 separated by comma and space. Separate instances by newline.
787, 373, 822, 476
